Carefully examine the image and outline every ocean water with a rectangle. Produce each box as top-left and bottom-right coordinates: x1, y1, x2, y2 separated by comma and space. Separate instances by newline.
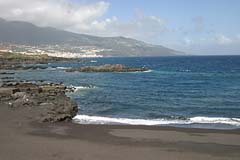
13, 56, 240, 129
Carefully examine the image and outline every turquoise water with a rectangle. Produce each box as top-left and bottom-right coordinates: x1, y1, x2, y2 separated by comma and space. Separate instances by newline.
13, 56, 240, 129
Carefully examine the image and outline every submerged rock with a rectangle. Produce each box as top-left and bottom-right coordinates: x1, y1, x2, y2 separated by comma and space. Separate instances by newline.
65, 64, 147, 72
0, 72, 15, 75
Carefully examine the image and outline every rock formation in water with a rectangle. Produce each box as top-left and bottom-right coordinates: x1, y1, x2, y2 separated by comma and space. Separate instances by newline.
65, 64, 148, 72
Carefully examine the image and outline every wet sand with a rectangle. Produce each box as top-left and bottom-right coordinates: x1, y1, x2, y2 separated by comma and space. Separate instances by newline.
0, 102, 240, 160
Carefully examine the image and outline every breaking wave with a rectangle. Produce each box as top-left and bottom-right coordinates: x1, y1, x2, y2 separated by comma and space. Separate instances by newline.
56, 67, 72, 70
73, 115, 240, 127
70, 85, 97, 92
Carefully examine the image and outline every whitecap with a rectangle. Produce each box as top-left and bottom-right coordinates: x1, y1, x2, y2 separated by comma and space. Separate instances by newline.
56, 67, 72, 70
70, 85, 97, 92
179, 69, 191, 72
143, 69, 153, 73
189, 117, 240, 126
129, 69, 153, 73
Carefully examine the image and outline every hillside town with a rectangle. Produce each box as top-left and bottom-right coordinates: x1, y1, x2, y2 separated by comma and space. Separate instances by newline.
0, 43, 107, 58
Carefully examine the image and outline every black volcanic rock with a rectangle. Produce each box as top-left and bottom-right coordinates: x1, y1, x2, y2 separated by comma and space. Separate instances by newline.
65, 64, 148, 72
0, 65, 48, 70
0, 72, 15, 75
0, 81, 78, 122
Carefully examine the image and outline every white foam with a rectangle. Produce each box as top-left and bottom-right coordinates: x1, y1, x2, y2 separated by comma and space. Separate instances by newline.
180, 69, 191, 72
189, 117, 240, 126
71, 85, 97, 92
129, 69, 153, 73
56, 67, 72, 70
143, 69, 153, 73
73, 115, 185, 125
90, 60, 97, 63
73, 115, 240, 127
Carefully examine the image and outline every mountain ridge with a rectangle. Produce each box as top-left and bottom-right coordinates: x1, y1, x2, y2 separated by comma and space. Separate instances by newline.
0, 18, 181, 57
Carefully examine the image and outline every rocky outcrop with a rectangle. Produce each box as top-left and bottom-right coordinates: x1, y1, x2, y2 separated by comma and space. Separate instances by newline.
0, 81, 78, 122
0, 65, 48, 70
0, 52, 81, 123
0, 52, 83, 65
65, 64, 148, 72
0, 72, 15, 75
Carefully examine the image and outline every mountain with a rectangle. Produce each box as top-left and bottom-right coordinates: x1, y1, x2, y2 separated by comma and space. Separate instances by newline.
0, 18, 180, 57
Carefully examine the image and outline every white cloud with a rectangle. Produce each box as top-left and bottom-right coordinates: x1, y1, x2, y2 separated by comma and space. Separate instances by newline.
103, 15, 168, 39
180, 34, 237, 48
173, 33, 240, 55
214, 34, 233, 45
0, 0, 238, 55
0, 0, 169, 43
0, 0, 110, 33
182, 37, 193, 46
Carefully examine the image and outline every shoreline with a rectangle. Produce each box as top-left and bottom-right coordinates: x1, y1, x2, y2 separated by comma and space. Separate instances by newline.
1, 53, 240, 159
72, 114, 240, 130
0, 53, 79, 123
1, 100, 240, 160
1, 80, 240, 160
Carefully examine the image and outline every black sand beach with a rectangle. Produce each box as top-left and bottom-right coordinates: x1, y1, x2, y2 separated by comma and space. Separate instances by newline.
0, 101, 240, 160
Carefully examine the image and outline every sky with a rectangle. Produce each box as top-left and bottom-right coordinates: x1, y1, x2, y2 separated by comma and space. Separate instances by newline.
0, 0, 239, 55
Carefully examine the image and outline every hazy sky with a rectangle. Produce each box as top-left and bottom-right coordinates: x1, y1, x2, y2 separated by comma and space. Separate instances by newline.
0, 0, 239, 55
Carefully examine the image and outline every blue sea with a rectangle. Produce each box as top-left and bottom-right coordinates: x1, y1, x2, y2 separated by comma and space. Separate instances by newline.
13, 56, 240, 129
